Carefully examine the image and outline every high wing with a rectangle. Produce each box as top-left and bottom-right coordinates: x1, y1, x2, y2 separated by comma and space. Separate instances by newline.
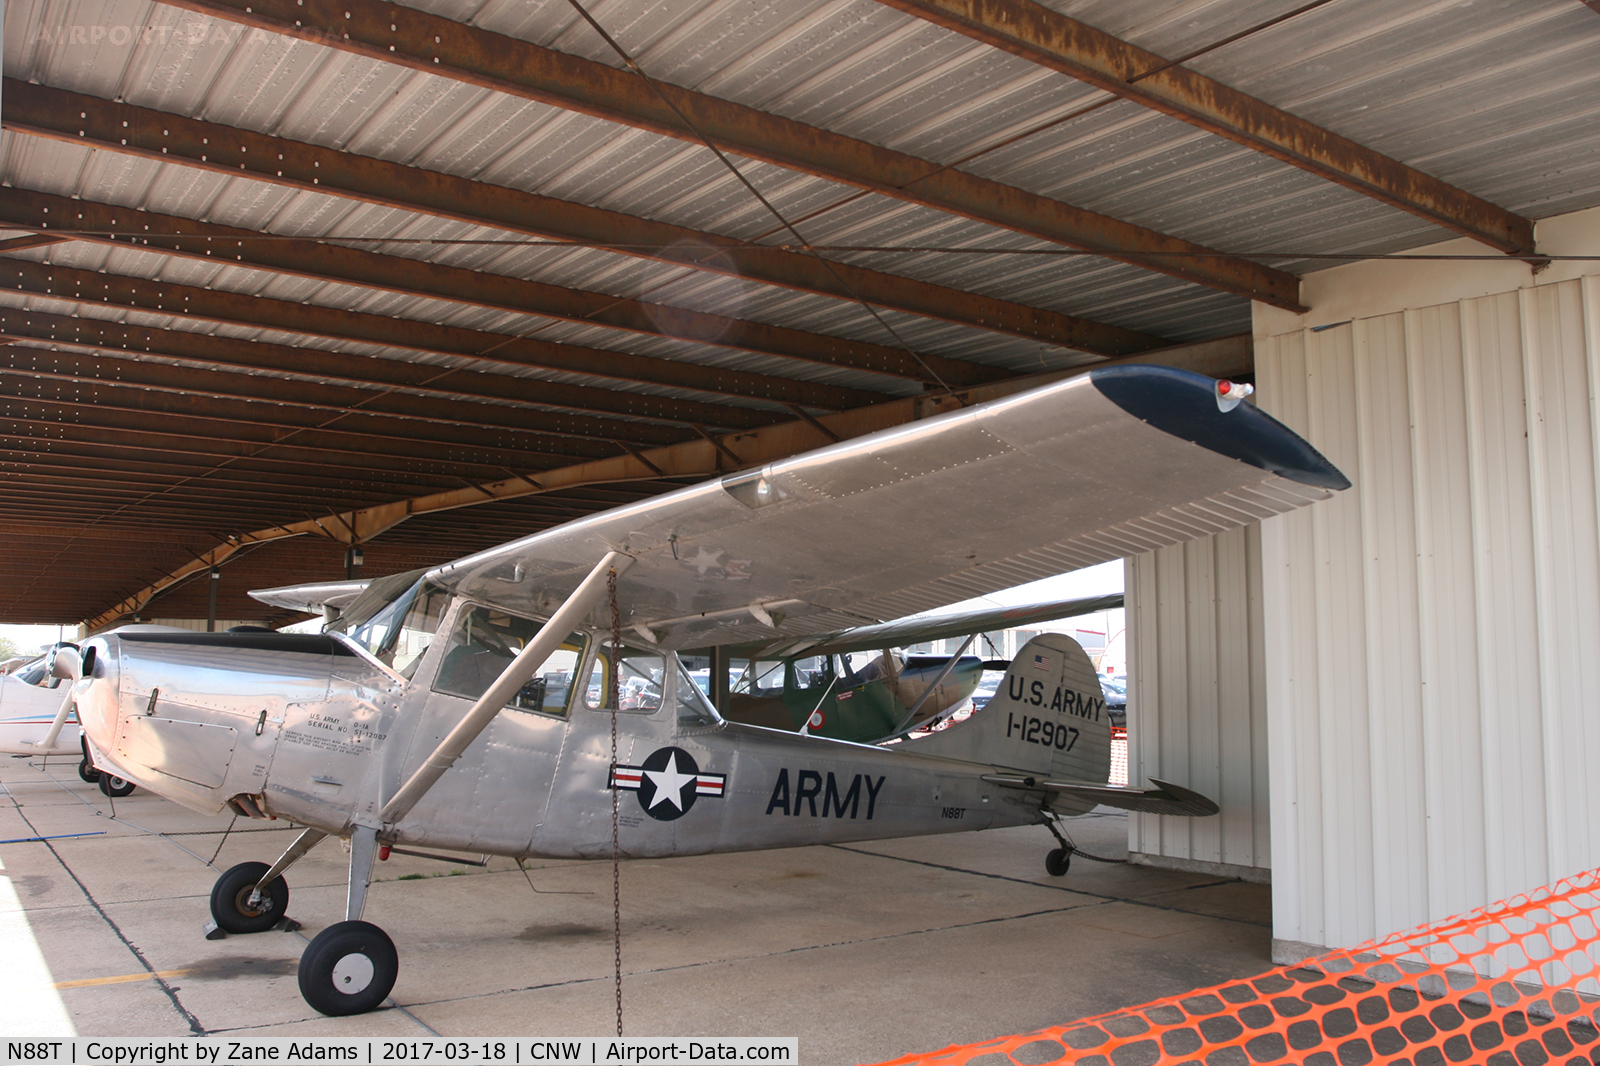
742, 592, 1125, 660
250, 578, 373, 615
433, 366, 1348, 649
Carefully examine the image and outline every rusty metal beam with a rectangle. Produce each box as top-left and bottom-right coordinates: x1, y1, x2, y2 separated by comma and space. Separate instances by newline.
78, 334, 1250, 630
0, 480, 319, 520
0, 394, 596, 474
0, 308, 768, 435
0, 259, 880, 412
157, 0, 1303, 309
4, 80, 1169, 359
0, 187, 1004, 389
0, 352, 670, 454
0, 442, 443, 494
0, 422, 480, 486
878, 0, 1534, 255
0, 234, 68, 254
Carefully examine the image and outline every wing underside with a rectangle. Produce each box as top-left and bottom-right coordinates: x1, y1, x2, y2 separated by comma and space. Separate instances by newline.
433, 366, 1347, 649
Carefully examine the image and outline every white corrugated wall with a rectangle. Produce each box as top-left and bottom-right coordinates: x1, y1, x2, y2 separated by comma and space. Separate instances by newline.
1254, 206, 1600, 960
1126, 526, 1271, 882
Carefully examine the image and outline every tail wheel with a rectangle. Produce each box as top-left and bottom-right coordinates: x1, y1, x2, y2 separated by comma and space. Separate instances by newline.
98, 773, 135, 798
78, 757, 100, 783
210, 862, 290, 934
1045, 847, 1072, 877
298, 920, 398, 1016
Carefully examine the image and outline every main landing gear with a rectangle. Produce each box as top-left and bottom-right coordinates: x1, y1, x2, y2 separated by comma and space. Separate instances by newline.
80, 737, 135, 795
206, 825, 398, 1016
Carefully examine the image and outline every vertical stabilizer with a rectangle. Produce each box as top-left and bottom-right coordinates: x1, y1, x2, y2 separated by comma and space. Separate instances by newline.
898, 634, 1111, 785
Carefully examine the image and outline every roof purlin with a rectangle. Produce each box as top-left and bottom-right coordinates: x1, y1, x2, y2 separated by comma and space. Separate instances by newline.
0, 259, 883, 411
3, 79, 1170, 359
878, 0, 1535, 256
157, 0, 1306, 310
0, 187, 1004, 388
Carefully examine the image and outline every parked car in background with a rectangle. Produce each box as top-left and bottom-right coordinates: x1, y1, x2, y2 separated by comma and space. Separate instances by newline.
1101, 675, 1126, 729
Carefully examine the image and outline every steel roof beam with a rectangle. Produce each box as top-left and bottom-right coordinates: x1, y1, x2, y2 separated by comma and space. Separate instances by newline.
0, 309, 778, 433
4, 80, 1170, 359
878, 0, 1534, 255
0, 425, 475, 487
0, 348, 675, 448
160, 0, 1303, 309
0, 188, 1004, 389
1, 481, 323, 519
0, 260, 881, 412
0, 394, 596, 473
0, 448, 438, 499
0, 462, 390, 506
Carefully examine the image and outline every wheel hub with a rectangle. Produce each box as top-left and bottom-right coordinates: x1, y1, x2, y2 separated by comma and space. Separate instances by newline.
331, 953, 375, 994
232, 887, 271, 918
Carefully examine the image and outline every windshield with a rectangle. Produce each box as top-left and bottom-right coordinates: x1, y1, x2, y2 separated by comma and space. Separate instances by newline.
335, 573, 450, 676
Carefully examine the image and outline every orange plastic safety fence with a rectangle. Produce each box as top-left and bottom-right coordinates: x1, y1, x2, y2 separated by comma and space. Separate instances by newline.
871, 868, 1600, 1066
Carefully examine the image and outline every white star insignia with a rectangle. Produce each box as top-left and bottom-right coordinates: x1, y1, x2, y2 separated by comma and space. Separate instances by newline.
643, 751, 697, 811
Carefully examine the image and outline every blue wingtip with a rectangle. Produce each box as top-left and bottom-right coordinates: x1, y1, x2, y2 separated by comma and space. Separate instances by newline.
1089, 365, 1351, 491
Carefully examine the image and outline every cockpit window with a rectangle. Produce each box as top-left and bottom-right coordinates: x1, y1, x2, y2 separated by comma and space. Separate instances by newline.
433, 604, 586, 717
14, 657, 49, 687
336, 574, 449, 677
586, 647, 720, 726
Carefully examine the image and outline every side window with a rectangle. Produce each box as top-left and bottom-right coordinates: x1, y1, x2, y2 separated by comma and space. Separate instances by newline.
432, 604, 586, 717
585, 649, 720, 725
731, 659, 786, 697
790, 655, 834, 691
586, 649, 665, 713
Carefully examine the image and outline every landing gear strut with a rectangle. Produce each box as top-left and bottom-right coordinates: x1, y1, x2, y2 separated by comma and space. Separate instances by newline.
205, 824, 398, 1016
1043, 819, 1075, 877
78, 737, 100, 783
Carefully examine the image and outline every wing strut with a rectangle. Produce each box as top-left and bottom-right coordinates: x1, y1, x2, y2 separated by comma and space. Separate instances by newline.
888, 634, 976, 737
379, 550, 634, 825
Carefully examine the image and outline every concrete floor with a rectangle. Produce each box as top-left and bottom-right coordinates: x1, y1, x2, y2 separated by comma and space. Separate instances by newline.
0, 754, 1274, 1065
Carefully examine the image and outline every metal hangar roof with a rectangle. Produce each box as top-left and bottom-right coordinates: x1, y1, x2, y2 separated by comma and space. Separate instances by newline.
1, 0, 1597, 627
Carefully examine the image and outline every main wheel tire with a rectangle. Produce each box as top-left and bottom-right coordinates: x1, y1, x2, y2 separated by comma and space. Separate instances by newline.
298, 920, 398, 1016
98, 772, 135, 797
210, 862, 290, 934
1045, 847, 1072, 877
77, 757, 100, 783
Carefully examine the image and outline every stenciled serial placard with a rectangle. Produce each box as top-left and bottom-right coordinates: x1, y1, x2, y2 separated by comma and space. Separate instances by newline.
2, 1040, 797, 1066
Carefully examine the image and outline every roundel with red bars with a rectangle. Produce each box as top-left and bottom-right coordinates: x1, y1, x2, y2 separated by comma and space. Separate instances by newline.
609, 746, 727, 821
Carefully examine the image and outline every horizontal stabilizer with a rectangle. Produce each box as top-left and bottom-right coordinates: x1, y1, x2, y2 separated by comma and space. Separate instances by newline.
982, 774, 1219, 817
250, 579, 372, 614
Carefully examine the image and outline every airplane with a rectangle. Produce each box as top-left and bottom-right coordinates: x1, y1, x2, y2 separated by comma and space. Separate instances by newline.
1, 642, 141, 795
704, 592, 1124, 742
67, 365, 1349, 1017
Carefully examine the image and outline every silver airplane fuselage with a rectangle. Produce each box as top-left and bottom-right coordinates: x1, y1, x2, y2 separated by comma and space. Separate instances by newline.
72, 603, 1095, 863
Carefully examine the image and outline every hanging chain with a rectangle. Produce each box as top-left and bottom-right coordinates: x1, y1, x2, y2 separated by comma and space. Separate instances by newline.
607, 567, 624, 1038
